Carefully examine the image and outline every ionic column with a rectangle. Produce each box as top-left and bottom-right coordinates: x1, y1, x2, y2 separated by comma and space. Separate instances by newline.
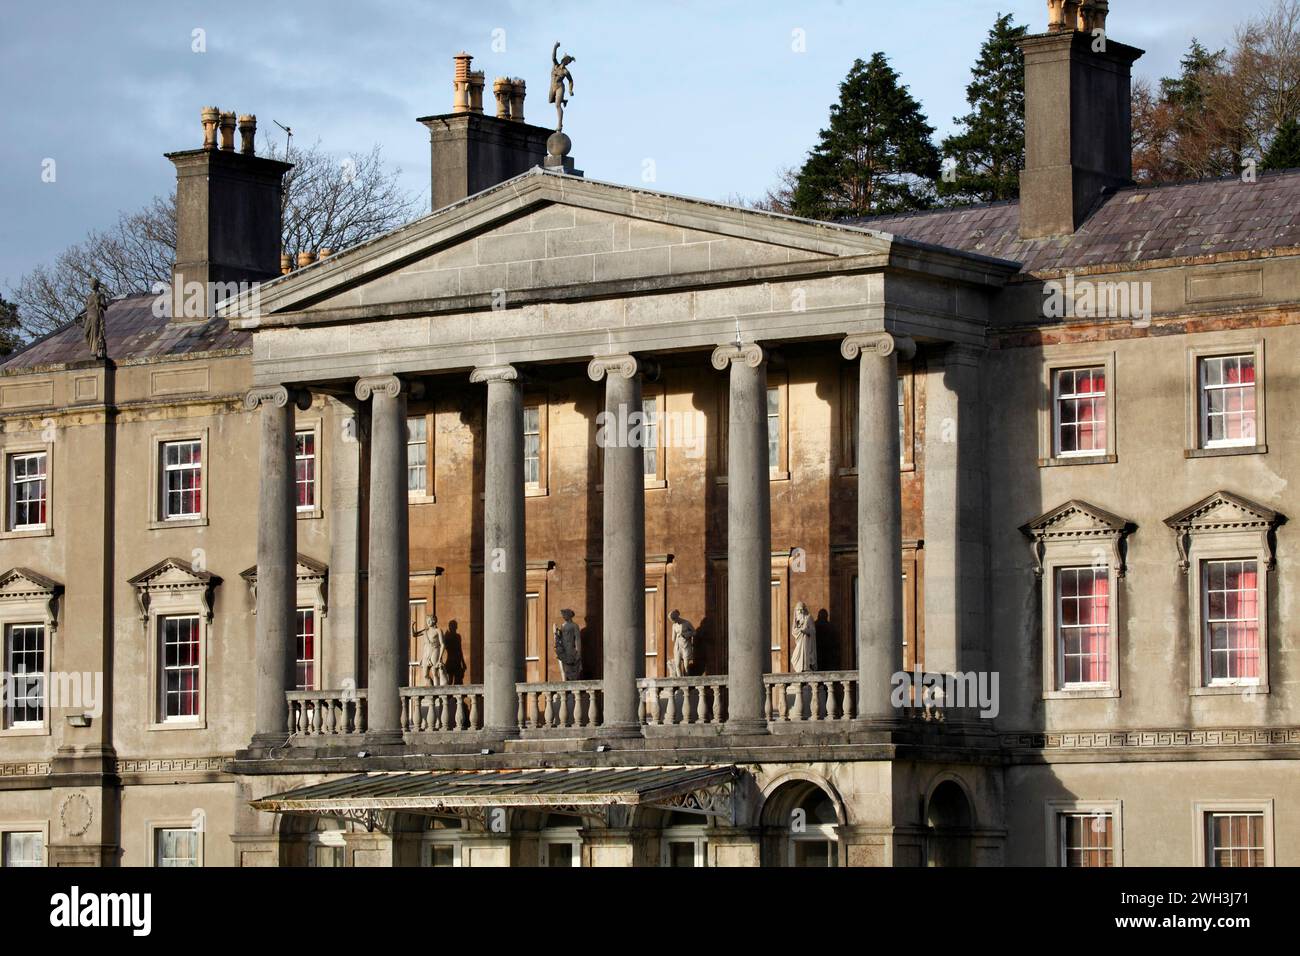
469, 365, 525, 737
246, 384, 309, 742
354, 374, 416, 743
588, 354, 652, 735
711, 343, 770, 734
842, 333, 916, 722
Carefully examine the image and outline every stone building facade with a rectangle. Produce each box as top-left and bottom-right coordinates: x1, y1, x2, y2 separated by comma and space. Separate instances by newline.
0, 3, 1296, 867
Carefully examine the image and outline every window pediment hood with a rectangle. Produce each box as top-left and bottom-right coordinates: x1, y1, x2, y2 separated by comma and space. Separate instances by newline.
219, 168, 1017, 328
0, 567, 63, 633
1164, 491, 1285, 572
127, 557, 220, 622
240, 554, 328, 615
1020, 500, 1136, 578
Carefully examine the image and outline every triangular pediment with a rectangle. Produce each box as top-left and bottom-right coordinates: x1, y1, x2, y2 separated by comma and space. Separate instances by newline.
1164, 490, 1282, 532
0, 567, 61, 599
240, 553, 328, 582
224, 169, 902, 323
127, 557, 215, 589
1021, 500, 1131, 540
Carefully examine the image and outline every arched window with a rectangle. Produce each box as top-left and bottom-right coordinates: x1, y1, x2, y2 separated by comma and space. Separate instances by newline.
762, 779, 841, 867
925, 781, 974, 867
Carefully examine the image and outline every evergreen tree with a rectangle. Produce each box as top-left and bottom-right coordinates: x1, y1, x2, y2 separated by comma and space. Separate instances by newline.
1263, 116, 1300, 169
939, 13, 1027, 204
0, 295, 20, 357
791, 53, 941, 220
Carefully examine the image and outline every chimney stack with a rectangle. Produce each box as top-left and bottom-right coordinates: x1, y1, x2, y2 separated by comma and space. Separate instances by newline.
418, 52, 578, 210
1018, 0, 1142, 239
166, 106, 292, 321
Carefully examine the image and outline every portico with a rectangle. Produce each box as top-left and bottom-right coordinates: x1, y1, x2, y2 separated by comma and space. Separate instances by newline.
229, 168, 1015, 751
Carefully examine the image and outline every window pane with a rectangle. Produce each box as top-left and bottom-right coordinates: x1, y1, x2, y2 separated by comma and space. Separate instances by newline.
156, 828, 198, 867
1056, 567, 1110, 685
6, 624, 44, 725
9, 453, 48, 529
296, 609, 315, 690
1200, 355, 1257, 447
2, 831, 43, 867
162, 440, 202, 518
1202, 560, 1260, 683
295, 431, 316, 509
407, 418, 428, 495
1054, 367, 1106, 455
1061, 813, 1113, 867
1207, 812, 1265, 867
161, 616, 201, 718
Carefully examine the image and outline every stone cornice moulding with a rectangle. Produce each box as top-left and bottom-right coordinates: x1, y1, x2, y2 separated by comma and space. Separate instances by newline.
126, 557, 220, 623
1020, 500, 1136, 578
710, 343, 765, 370
841, 332, 917, 362
1163, 489, 1285, 573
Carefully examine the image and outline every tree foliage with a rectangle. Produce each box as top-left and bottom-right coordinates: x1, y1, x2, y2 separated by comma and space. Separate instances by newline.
791, 53, 940, 220
939, 13, 1027, 204
8, 140, 418, 339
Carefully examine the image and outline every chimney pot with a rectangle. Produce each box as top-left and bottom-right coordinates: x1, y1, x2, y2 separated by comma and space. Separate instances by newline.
218, 111, 237, 151
493, 77, 512, 119
280, 254, 292, 275
238, 114, 257, 155
468, 70, 485, 114
319, 248, 333, 258
1062, 0, 1082, 31
452, 53, 474, 113
201, 107, 221, 150
297, 251, 317, 268
509, 78, 526, 123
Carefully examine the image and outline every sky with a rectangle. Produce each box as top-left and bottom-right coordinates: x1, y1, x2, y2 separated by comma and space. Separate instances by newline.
0, 0, 1280, 290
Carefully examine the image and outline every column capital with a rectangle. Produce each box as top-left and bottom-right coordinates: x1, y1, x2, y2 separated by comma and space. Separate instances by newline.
469, 364, 521, 385
354, 374, 422, 401
943, 342, 986, 369
710, 343, 765, 371
244, 385, 311, 411
587, 354, 658, 382
841, 332, 916, 362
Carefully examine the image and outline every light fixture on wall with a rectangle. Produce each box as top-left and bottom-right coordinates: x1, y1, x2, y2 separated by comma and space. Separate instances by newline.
66, 714, 91, 728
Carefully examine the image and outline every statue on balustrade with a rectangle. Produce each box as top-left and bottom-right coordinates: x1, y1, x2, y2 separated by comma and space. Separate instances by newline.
554, 608, 583, 680
414, 614, 448, 686
791, 601, 817, 673
668, 610, 697, 677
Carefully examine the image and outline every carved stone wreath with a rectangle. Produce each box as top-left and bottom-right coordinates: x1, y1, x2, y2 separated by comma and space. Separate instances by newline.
59, 792, 93, 837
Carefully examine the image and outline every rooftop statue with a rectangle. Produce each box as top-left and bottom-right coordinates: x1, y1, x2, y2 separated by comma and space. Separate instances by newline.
81, 277, 108, 359
548, 42, 576, 132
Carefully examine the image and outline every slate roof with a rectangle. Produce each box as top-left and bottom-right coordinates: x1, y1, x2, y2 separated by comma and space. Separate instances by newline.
0, 293, 249, 373
9, 170, 1300, 371
854, 169, 1300, 276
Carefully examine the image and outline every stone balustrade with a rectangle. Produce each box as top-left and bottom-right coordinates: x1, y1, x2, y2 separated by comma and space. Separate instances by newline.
765, 672, 858, 723
638, 676, 728, 726
401, 686, 485, 732
516, 681, 603, 730
286, 689, 367, 736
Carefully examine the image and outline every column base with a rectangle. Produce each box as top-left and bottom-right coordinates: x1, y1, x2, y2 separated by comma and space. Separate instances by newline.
598, 721, 643, 739
363, 730, 404, 748
484, 725, 521, 741
724, 718, 769, 735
